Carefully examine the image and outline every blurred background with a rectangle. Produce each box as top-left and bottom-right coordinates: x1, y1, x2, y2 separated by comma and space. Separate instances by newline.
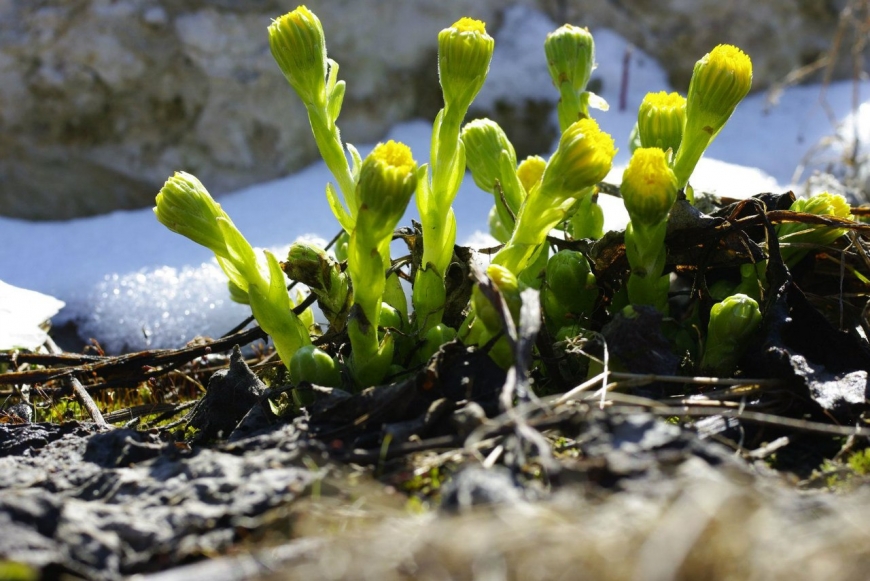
1, 0, 866, 221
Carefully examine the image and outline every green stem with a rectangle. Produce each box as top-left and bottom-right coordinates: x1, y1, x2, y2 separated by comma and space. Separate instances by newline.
624, 220, 669, 311
308, 107, 357, 223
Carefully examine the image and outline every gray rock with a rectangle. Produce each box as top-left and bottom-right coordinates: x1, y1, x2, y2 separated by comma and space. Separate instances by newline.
187, 345, 266, 442
0, 419, 322, 580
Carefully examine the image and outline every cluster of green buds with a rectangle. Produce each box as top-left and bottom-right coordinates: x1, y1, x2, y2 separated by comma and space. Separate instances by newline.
346, 141, 419, 386
459, 118, 615, 354
154, 172, 312, 378
413, 18, 495, 335
618, 45, 750, 311
700, 293, 762, 376
155, 7, 773, 394
734, 191, 854, 300
620, 148, 679, 312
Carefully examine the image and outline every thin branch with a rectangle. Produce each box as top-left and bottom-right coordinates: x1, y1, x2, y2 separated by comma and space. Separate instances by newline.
44, 337, 108, 429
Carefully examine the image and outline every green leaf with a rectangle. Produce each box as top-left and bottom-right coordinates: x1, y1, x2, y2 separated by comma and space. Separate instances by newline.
497, 150, 525, 215
347, 142, 362, 182
328, 80, 346, 125
326, 57, 340, 94
430, 109, 444, 168
325, 182, 354, 233
441, 140, 466, 207
414, 164, 433, 215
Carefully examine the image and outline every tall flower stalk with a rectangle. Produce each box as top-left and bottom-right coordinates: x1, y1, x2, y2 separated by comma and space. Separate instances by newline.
620, 148, 679, 312
269, 6, 359, 233
412, 18, 494, 334
346, 141, 419, 387
672, 44, 752, 192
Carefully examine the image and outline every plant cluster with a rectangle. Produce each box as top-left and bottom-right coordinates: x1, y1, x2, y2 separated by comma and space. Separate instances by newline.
154, 6, 860, 394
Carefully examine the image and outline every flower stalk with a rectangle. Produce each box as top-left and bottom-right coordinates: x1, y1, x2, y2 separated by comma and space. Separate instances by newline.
672, 44, 752, 191
413, 18, 494, 334
269, 6, 359, 233
154, 172, 311, 376
346, 141, 418, 386
620, 148, 679, 312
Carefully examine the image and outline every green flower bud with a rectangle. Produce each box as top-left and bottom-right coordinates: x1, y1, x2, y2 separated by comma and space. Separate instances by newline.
355, 140, 418, 241
461, 118, 517, 194
544, 250, 598, 316
545, 24, 598, 130
378, 302, 402, 331
472, 264, 521, 333
621, 148, 678, 227
637, 91, 686, 154
541, 118, 617, 202
438, 17, 494, 116
545, 24, 595, 95
516, 155, 546, 195
290, 345, 341, 387
268, 5, 328, 109
283, 241, 334, 293
701, 293, 762, 376
283, 241, 351, 329
154, 172, 229, 257
418, 323, 457, 364
794, 191, 852, 219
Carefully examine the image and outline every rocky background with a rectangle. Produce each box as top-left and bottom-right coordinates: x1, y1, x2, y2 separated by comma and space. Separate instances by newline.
0, 0, 854, 220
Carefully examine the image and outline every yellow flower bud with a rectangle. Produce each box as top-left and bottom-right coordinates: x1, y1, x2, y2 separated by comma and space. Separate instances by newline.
268, 6, 328, 109
673, 45, 752, 190
516, 155, 547, 194
154, 171, 229, 257
461, 118, 516, 194
356, 141, 418, 240
793, 191, 852, 220
621, 148, 678, 226
438, 17, 494, 116
541, 118, 616, 200
686, 44, 752, 135
544, 24, 595, 95
779, 192, 854, 263
637, 91, 686, 154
